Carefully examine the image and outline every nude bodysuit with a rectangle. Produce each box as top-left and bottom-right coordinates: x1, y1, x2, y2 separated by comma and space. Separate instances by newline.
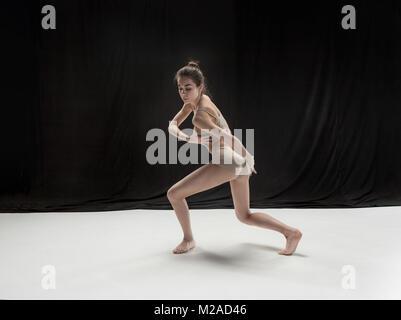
193, 106, 251, 175
193, 106, 232, 148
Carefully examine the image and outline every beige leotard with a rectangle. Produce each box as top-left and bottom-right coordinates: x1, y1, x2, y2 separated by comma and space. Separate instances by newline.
193, 106, 232, 150
193, 106, 252, 175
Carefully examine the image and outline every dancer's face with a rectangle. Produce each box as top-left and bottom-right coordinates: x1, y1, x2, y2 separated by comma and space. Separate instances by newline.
177, 77, 203, 107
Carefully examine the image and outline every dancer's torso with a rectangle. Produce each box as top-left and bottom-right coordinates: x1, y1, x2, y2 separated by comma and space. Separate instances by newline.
192, 96, 232, 152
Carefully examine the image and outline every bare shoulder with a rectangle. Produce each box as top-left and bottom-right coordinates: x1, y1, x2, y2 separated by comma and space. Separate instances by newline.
200, 94, 212, 106
198, 95, 221, 116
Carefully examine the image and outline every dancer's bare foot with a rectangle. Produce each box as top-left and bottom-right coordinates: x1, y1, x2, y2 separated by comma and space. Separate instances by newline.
172, 239, 196, 254
278, 229, 302, 255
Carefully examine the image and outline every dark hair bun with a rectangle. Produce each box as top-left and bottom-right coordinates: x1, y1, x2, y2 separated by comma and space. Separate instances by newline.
187, 60, 200, 70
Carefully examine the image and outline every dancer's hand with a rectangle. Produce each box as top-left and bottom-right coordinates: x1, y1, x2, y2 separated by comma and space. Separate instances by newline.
245, 152, 256, 176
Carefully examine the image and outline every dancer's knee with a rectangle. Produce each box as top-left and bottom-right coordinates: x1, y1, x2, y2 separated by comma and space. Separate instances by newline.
167, 187, 184, 202
235, 210, 252, 224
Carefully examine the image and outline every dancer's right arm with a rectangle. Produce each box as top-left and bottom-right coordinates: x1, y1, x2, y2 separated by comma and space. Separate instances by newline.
168, 103, 194, 142
168, 102, 202, 143
168, 121, 189, 141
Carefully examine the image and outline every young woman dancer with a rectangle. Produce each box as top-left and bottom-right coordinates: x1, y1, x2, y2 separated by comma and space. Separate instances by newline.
167, 61, 302, 255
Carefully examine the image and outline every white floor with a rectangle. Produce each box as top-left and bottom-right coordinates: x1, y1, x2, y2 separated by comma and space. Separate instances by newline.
0, 207, 400, 300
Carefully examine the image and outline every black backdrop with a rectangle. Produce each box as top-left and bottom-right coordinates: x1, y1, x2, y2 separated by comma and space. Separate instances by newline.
1, 0, 400, 212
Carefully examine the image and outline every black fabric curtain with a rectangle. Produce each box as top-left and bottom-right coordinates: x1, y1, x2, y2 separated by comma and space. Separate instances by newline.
1, 0, 400, 212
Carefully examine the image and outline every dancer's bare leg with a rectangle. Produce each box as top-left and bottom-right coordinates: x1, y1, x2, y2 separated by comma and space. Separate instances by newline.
230, 175, 302, 255
167, 163, 237, 254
